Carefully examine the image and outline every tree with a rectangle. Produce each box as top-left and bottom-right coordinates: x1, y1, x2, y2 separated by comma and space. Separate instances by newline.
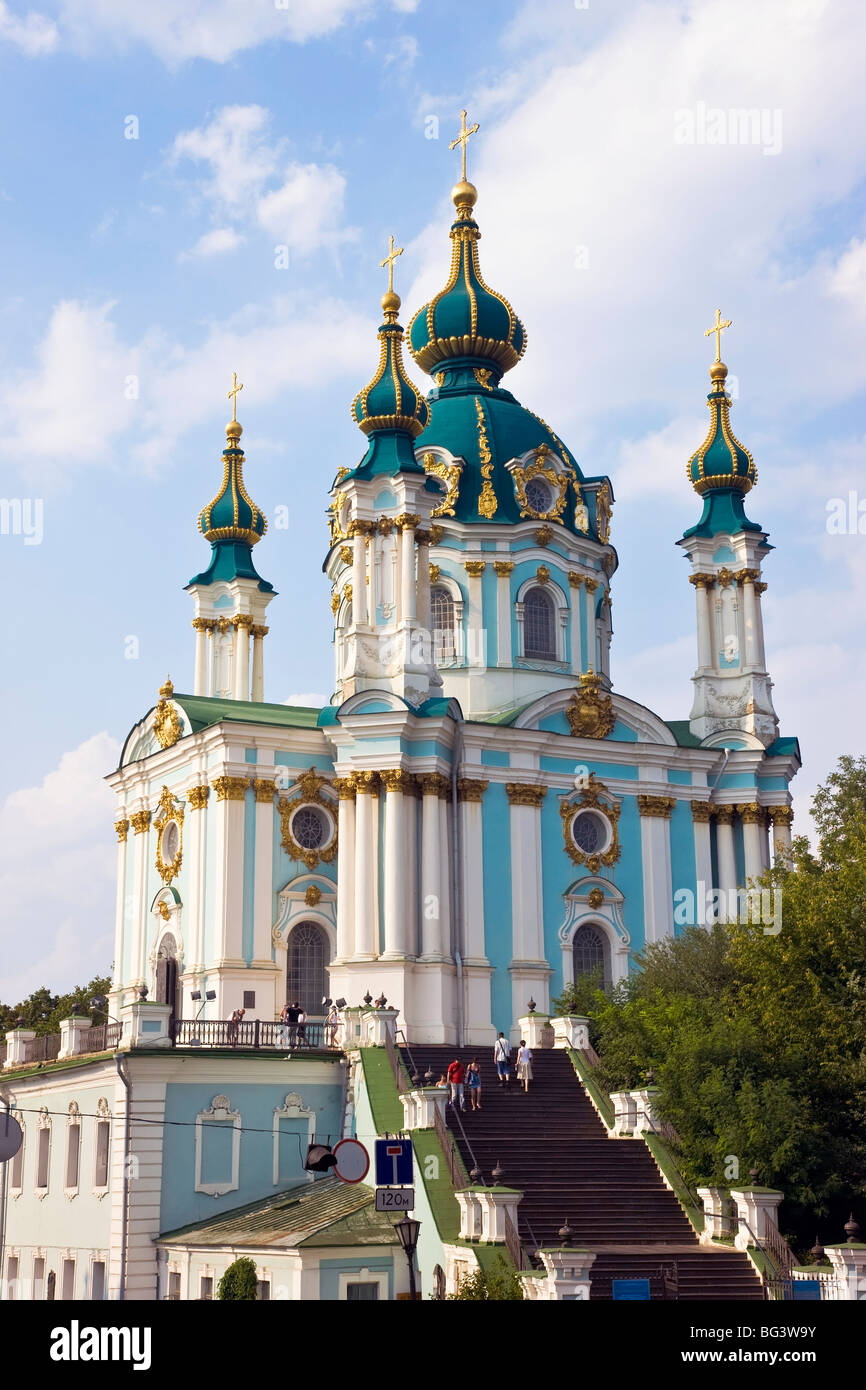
0, 975, 112, 1036
217, 1257, 258, 1301
445, 1256, 523, 1300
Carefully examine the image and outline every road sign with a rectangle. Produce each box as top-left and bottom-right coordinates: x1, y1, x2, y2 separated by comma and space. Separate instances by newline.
375, 1137, 413, 1187
0, 1113, 23, 1163
332, 1138, 370, 1184
375, 1186, 415, 1212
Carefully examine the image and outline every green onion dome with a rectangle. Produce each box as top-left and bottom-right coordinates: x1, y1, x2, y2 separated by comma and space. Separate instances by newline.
199, 419, 267, 545
687, 360, 757, 495
407, 181, 526, 378
350, 290, 430, 438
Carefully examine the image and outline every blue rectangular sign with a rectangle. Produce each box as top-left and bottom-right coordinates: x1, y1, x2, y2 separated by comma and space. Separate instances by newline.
375, 1138, 413, 1187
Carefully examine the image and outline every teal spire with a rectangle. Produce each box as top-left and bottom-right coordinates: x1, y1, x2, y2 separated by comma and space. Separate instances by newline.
682, 325, 763, 541
347, 241, 430, 480
188, 396, 273, 591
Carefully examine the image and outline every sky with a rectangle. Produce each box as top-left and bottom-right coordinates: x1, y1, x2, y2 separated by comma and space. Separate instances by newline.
1, 0, 865, 1000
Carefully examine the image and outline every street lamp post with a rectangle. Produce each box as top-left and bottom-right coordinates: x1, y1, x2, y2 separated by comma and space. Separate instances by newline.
393, 1215, 421, 1301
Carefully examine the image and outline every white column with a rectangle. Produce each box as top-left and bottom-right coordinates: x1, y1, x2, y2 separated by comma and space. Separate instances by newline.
252, 775, 276, 967
770, 807, 793, 866
113, 817, 129, 992
438, 790, 453, 958
464, 561, 486, 668
737, 804, 764, 882
458, 782, 488, 963
495, 562, 514, 667
714, 807, 737, 917
754, 581, 768, 666
507, 787, 545, 963
351, 527, 367, 627
251, 625, 267, 701
193, 621, 209, 696
566, 573, 582, 671
692, 577, 713, 670
740, 574, 759, 666
129, 810, 152, 987
208, 626, 217, 697
399, 518, 417, 622
419, 776, 446, 960
381, 771, 409, 959
353, 774, 378, 959
335, 779, 356, 961
184, 786, 207, 973
638, 797, 675, 943
233, 617, 251, 700
583, 579, 599, 671
403, 786, 419, 958
211, 778, 247, 968
690, 803, 713, 908
416, 534, 430, 633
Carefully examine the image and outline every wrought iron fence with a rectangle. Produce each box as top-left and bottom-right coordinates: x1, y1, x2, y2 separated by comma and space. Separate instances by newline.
23, 1033, 61, 1063
79, 1022, 123, 1053
172, 1018, 326, 1050
432, 1102, 466, 1188
503, 1207, 528, 1272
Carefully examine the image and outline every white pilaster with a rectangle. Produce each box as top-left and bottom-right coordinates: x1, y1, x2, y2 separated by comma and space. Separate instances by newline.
568, 575, 582, 671
185, 785, 208, 975
638, 797, 674, 944
251, 625, 267, 702
251, 775, 277, 969
381, 771, 409, 959
714, 808, 738, 916
419, 776, 446, 960
335, 780, 356, 961
507, 784, 548, 1024
399, 519, 417, 622
352, 528, 368, 627
113, 818, 129, 994
129, 809, 152, 987
353, 775, 378, 959
495, 562, 514, 667
193, 621, 209, 695
211, 778, 247, 972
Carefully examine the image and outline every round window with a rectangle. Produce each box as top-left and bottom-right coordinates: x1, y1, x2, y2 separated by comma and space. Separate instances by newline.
525, 477, 552, 513
571, 809, 610, 855
161, 821, 180, 863
291, 805, 328, 850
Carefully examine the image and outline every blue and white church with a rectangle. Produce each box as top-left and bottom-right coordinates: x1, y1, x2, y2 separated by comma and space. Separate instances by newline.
1, 120, 802, 1303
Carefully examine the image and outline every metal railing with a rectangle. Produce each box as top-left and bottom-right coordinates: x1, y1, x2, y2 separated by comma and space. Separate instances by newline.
581, 1042, 601, 1067
23, 1033, 61, 1063
716, 1212, 796, 1281
79, 1022, 122, 1052
503, 1207, 527, 1272
603, 1263, 678, 1300
172, 1019, 327, 1050
432, 1102, 466, 1187
385, 1029, 414, 1094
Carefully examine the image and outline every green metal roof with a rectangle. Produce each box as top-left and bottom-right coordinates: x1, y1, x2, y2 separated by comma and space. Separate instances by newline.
665, 719, 703, 748
172, 693, 324, 732
157, 1176, 398, 1249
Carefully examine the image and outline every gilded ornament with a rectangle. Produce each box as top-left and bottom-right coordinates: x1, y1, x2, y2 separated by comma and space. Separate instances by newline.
339, 545, 352, 565
587, 887, 604, 909
253, 778, 276, 803
457, 778, 489, 802
435, 371, 445, 387
417, 772, 450, 799
637, 794, 676, 819
187, 785, 209, 811
157, 899, 171, 923
505, 783, 547, 807
464, 560, 486, 577
565, 670, 616, 740
713, 805, 735, 824
429, 524, 444, 545
330, 591, 340, 614
277, 767, 338, 868
343, 583, 353, 604
534, 526, 553, 546
716, 567, 734, 588
378, 516, 394, 535
560, 773, 622, 871
153, 785, 184, 885
429, 563, 441, 583
422, 451, 461, 518
211, 776, 250, 802
153, 676, 182, 750
584, 577, 599, 594
595, 481, 613, 545
536, 565, 550, 584
768, 806, 793, 826
305, 884, 322, 906
474, 367, 492, 388
511, 451, 569, 521
216, 617, 231, 634
474, 397, 498, 519
130, 810, 152, 835
705, 307, 732, 362
493, 561, 514, 576
689, 800, 713, 822
567, 571, 583, 589
736, 801, 764, 824
114, 819, 129, 843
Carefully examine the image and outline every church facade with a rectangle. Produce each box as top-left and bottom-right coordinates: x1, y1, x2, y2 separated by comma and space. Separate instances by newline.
106, 145, 799, 1050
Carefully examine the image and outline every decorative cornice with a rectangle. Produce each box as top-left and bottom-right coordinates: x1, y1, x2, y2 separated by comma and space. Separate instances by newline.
211, 776, 250, 802
187, 785, 209, 811
506, 782, 547, 808
252, 778, 276, 803
464, 560, 486, 577
130, 810, 152, 835
457, 778, 489, 802
493, 560, 514, 576
689, 800, 713, 823
637, 794, 676, 819
114, 819, 130, 842
416, 772, 450, 799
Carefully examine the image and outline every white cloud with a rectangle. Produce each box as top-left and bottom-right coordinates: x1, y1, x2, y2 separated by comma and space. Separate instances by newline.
0, 733, 119, 1001
0, 2, 58, 55
383, 33, 419, 68
182, 227, 245, 260
283, 693, 328, 707
828, 237, 866, 309
171, 106, 355, 260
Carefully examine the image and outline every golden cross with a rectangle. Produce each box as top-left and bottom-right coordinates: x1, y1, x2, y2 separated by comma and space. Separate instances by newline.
449, 108, 480, 182
380, 234, 404, 294
704, 308, 732, 362
227, 371, 243, 421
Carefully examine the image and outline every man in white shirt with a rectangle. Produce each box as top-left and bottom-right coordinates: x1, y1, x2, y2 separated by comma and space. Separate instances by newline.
493, 1032, 512, 1087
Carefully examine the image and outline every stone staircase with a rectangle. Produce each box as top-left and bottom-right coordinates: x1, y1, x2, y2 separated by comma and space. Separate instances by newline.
402, 1045, 764, 1300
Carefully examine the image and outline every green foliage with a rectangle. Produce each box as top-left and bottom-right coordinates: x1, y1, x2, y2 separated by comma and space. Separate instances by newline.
0, 975, 113, 1037
551, 965, 608, 1044
573, 757, 866, 1250
217, 1257, 258, 1301
445, 1255, 523, 1300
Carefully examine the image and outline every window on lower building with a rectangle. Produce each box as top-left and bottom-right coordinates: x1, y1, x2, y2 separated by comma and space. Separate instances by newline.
256, 1280, 270, 1301
94, 1120, 110, 1188
65, 1123, 80, 1189
61, 1259, 75, 1300
167, 1272, 181, 1301
10, 1133, 23, 1190
346, 1281, 379, 1301
200, 1276, 213, 1300
286, 921, 329, 1016
524, 586, 556, 660
91, 1261, 106, 1300
33, 1257, 45, 1300
36, 1126, 50, 1189
46, 1270, 56, 1300
5, 1256, 18, 1299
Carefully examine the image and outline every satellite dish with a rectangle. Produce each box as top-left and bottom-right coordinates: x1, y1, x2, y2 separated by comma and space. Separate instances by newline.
0, 1113, 23, 1162
332, 1138, 370, 1184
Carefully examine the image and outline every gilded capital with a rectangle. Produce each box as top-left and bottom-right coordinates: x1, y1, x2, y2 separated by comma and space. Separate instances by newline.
232, 613, 254, 629
493, 561, 514, 577
713, 804, 735, 825
688, 572, 714, 589
114, 818, 130, 842
464, 560, 486, 577
250, 624, 269, 639
253, 778, 276, 803
187, 784, 209, 811
567, 571, 583, 589
417, 771, 450, 799
457, 778, 489, 802
395, 512, 421, 531
689, 800, 713, 823
734, 567, 760, 586
211, 776, 250, 802
191, 617, 215, 632
379, 768, 415, 794
637, 794, 676, 819
534, 525, 553, 546
506, 783, 547, 808
353, 770, 381, 796
378, 516, 395, 536
583, 577, 599, 594
415, 529, 431, 545
333, 776, 357, 800
130, 810, 152, 835
736, 801, 764, 824
768, 805, 793, 826
754, 581, 767, 594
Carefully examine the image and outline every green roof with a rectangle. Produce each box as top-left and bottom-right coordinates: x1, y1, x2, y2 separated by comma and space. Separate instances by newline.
665, 719, 703, 748
173, 693, 324, 732
157, 1176, 398, 1249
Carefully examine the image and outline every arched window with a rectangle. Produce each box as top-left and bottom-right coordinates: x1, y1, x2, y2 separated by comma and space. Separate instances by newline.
573, 924, 609, 989
431, 586, 457, 661
156, 933, 179, 1028
286, 921, 330, 1016
524, 586, 555, 660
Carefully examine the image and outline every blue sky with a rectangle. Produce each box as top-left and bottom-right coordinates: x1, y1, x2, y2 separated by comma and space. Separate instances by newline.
1, 0, 865, 998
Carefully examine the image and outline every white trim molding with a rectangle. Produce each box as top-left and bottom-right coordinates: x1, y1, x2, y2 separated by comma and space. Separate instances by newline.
558, 878, 630, 987
272, 1092, 315, 1185
194, 1095, 241, 1197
